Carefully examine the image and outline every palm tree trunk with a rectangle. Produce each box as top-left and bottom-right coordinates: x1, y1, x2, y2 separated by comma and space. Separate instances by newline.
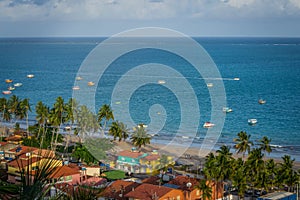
26, 112, 29, 136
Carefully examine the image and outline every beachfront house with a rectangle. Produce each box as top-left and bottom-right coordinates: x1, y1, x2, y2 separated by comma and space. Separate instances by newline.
116, 150, 147, 173
116, 149, 174, 174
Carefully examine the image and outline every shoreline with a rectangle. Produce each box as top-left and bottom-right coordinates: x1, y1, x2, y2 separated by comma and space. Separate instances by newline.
112, 140, 300, 170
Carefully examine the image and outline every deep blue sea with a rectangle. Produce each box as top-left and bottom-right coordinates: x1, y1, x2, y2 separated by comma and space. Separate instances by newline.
0, 37, 299, 160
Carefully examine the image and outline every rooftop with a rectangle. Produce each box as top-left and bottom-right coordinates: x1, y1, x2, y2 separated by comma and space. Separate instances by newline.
101, 180, 140, 200
50, 164, 81, 179
141, 154, 160, 161
118, 150, 145, 158
168, 175, 199, 191
125, 183, 174, 200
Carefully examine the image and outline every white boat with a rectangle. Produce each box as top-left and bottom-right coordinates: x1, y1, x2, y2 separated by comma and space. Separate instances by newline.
8, 86, 15, 91
222, 107, 233, 113
2, 90, 12, 95
233, 77, 240, 81
87, 81, 95, 86
76, 76, 83, 81
158, 80, 166, 84
27, 74, 34, 78
248, 119, 257, 125
14, 83, 22, 87
203, 122, 215, 128
258, 99, 266, 104
72, 86, 80, 90
207, 83, 213, 87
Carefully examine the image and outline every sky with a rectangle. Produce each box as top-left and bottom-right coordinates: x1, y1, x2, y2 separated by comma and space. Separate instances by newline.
0, 0, 300, 37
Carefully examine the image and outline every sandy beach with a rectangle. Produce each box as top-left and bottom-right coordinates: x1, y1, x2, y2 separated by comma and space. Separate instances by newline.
112, 140, 300, 170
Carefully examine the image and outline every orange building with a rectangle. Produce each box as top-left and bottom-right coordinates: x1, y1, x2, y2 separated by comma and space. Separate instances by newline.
125, 183, 184, 200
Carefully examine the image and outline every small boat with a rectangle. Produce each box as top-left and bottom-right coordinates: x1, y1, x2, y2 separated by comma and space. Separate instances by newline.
207, 83, 213, 87
14, 83, 22, 87
72, 86, 80, 90
5, 79, 13, 83
203, 122, 215, 128
87, 81, 95, 86
222, 107, 233, 113
233, 77, 240, 81
258, 99, 266, 104
158, 80, 166, 84
76, 76, 83, 81
8, 86, 15, 91
27, 74, 34, 78
2, 90, 12, 95
248, 119, 257, 125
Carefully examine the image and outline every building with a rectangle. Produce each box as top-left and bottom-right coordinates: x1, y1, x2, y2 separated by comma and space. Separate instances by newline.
116, 149, 174, 174
168, 175, 223, 200
99, 180, 140, 200
257, 191, 297, 200
125, 183, 184, 200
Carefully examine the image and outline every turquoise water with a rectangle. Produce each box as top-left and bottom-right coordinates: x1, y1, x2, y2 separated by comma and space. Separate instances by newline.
0, 37, 299, 159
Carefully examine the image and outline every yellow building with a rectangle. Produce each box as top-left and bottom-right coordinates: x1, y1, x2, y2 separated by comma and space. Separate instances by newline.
7, 153, 62, 184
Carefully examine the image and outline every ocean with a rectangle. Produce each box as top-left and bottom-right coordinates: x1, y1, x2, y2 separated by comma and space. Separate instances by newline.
0, 37, 299, 160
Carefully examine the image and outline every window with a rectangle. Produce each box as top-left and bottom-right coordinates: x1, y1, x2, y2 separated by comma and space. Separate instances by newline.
197, 190, 200, 196
176, 196, 180, 200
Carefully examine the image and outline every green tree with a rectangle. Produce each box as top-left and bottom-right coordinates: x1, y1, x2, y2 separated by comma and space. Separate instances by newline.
71, 143, 96, 165
259, 136, 272, 156
194, 179, 212, 200
233, 131, 253, 158
109, 121, 129, 142
35, 101, 49, 147
130, 124, 151, 151
231, 158, 247, 199
97, 104, 114, 137
20, 98, 31, 135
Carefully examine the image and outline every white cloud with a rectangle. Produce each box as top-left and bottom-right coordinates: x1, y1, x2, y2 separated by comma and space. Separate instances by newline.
0, 0, 300, 21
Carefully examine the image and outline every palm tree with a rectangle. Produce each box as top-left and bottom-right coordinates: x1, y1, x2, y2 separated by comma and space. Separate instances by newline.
194, 179, 212, 200
0, 97, 11, 138
265, 159, 277, 191
76, 105, 99, 141
245, 148, 265, 199
35, 101, 49, 148
8, 95, 20, 122
20, 98, 31, 135
130, 124, 151, 151
277, 155, 298, 192
259, 136, 272, 156
233, 131, 253, 158
231, 158, 247, 199
216, 145, 233, 199
97, 104, 114, 137
156, 154, 171, 171
109, 121, 129, 142
64, 98, 79, 151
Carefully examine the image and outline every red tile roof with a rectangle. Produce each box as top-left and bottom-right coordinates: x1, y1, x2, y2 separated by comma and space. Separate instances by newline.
118, 150, 144, 158
5, 136, 22, 142
101, 180, 140, 200
7, 156, 42, 168
50, 165, 81, 179
125, 183, 176, 200
141, 154, 160, 161
8, 145, 38, 155
0, 142, 8, 146
142, 176, 161, 185
168, 175, 199, 191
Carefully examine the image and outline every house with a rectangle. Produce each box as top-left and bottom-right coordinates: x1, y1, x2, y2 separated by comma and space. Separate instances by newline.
125, 183, 184, 200
168, 175, 223, 200
99, 180, 140, 200
116, 149, 174, 174
7, 153, 62, 184
116, 150, 147, 173
49, 164, 83, 185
